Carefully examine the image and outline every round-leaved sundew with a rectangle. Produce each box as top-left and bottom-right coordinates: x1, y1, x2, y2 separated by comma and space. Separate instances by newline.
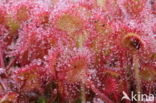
124, 0, 147, 17
122, 32, 144, 52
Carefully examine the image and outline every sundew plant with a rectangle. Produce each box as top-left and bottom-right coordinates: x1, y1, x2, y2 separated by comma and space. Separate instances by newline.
0, 0, 156, 103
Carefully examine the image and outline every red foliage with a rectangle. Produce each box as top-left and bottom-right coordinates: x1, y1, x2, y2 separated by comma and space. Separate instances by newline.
0, 0, 155, 103
124, 0, 147, 17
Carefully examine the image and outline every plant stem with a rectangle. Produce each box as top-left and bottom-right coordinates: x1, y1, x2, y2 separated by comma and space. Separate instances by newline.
0, 78, 7, 91
133, 54, 141, 103
6, 57, 17, 75
81, 83, 86, 103
0, 46, 4, 68
88, 81, 114, 103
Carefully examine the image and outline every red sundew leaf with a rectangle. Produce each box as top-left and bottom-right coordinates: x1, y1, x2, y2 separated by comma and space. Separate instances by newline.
94, 21, 112, 36
0, 92, 18, 103
114, 26, 156, 68
128, 33, 156, 68
0, 6, 18, 45
114, 27, 156, 68
50, 0, 60, 6
30, 1, 52, 25
91, 11, 113, 35
13, 64, 44, 92
85, 26, 110, 53
3, 11, 21, 45
0, 25, 8, 43
103, 76, 121, 101
6, 2, 33, 33
85, 10, 120, 52
138, 35, 156, 68
11, 0, 49, 23
32, 10, 50, 25
151, 0, 156, 15
141, 81, 156, 97
57, 82, 81, 101
86, 75, 118, 103
65, 55, 88, 83
89, 68, 126, 103
0, 5, 18, 44
85, 22, 126, 69
56, 14, 83, 34
86, 79, 114, 103
103, 0, 123, 18
6, 17, 20, 34
51, 2, 87, 35
140, 66, 156, 95
54, 48, 92, 101
0, 6, 7, 25
53, 48, 94, 101
96, 0, 105, 8
121, 32, 145, 51
95, 0, 123, 20
14, 4, 30, 22
124, 0, 147, 17
49, 2, 92, 48
114, 26, 145, 52
56, 48, 92, 83
10, 24, 58, 66
139, 66, 156, 81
